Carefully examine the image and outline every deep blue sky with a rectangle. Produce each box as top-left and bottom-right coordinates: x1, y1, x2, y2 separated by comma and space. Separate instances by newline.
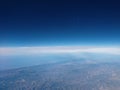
0, 0, 120, 47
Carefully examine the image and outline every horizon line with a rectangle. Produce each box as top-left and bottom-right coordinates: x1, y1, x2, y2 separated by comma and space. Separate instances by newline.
0, 46, 120, 56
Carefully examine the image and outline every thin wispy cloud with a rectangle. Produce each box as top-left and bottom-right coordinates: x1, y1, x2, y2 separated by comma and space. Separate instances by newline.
0, 46, 120, 56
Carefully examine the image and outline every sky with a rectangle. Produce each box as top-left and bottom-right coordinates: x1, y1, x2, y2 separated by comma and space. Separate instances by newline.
0, 0, 120, 47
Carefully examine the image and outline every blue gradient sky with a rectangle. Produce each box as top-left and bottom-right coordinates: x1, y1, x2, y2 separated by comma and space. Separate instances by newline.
0, 0, 120, 46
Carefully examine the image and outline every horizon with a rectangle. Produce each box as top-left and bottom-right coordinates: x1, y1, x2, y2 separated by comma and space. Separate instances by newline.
0, 46, 120, 56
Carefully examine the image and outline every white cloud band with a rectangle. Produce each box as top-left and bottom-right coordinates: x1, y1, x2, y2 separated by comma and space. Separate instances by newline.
0, 46, 120, 55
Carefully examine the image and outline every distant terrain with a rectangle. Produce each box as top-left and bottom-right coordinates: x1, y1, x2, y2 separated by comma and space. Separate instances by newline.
0, 53, 120, 90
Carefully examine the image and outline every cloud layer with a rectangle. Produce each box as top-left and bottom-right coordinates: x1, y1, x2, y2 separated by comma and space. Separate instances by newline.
0, 46, 120, 56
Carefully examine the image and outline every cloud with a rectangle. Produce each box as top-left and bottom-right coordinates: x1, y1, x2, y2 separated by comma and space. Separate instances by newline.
0, 46, 120, 56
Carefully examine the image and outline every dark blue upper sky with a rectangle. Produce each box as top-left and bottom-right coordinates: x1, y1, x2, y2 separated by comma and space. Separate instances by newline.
0, 0, 120, 47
